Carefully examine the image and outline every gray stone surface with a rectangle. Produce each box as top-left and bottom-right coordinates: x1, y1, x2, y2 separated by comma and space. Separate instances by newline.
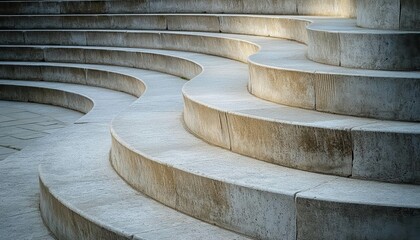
0, 0, 356, 16
0, 4, 418, 239
108, 52, 420, 239
0, 100, 81, 160
0, 41, 418, 182
357, 0, 420, 30
0, 25, 419, 119
357, 0, 400, 30
0, 100, 82, 239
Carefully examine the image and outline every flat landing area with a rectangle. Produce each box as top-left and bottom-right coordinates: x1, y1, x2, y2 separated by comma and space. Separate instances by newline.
0, 100, 82, 239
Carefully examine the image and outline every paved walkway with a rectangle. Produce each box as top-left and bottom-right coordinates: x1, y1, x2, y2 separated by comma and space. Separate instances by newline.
0, 100, 82, 239
0, 101, 82, 161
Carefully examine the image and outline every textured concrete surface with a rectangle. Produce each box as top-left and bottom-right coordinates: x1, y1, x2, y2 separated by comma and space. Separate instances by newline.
0, 42, 419, 182
109, 55, 420, 239
0, 100, 82, 239
357, 0, 420, 30
2, 75, 246, 239
1, 14, 418, 71
0, 101, 81, 160
0, 3, 419, 239
0, 25, 418, 120
0, 0, 356, 16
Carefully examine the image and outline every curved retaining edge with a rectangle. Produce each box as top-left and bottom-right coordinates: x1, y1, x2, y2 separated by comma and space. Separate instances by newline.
307, 21, 420, 70
1, 14, 419, 71
0, 45, 419, 183
0, 64, 145, 97
1, 33, 419, 121
110, 104, 420, 240
0, 84, 93, 113
0, 14, 311, 44
39, 166, 130, 240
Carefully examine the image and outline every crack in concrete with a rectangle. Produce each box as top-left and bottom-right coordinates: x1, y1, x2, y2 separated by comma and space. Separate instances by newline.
0, 144, 21, 151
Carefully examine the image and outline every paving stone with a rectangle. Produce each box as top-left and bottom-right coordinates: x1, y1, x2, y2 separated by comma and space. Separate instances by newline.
12, 132, 48, 140
18, 123, 65, 132
0, 126, 39, 137
5, 111, 44, 120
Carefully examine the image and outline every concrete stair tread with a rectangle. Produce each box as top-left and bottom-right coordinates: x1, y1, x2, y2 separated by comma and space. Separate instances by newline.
1, 29, 419, 120
1, 13, 416, 71
113, 107, 420, 207
0, 1, 357, 16
1, 45, 418, 132
0, 44, 418, 180
0, 76, 246, 239
110, 62, 420, 237
1, 30, 418, 78
2, 13, 418, 36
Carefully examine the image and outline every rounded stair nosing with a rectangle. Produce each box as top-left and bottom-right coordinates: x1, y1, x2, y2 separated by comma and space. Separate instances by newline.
0, 43, 418, 181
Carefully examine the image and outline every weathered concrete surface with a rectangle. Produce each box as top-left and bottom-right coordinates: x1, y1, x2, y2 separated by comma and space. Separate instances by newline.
1, 24, 419, 119
297, 0, 356, 17
352, 123, 420, 184
109, 55, 420, 239
0, 100, 80, 238
0, 101, 80, 160
357, 0, 420, 30
307, 19, 420, 70
296, 179, 420, 239
1, 29, 419, 121
3, 72, 245, 239
0, 0, 356, 16
2, 13, 417, 70
248, 39, 420, 121
357, 0, 400, 30
0, 14, 312, 44
0, 42, 418, 182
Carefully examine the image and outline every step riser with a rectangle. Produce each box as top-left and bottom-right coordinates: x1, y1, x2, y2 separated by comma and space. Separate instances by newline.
357, 0, 420, 30
1, 30, 419, 121
0, 0, 356, 17
1, 14, 418, 71
183, 95, 354, 176
0, 84, 93, 113
1, 45, 418, 183
0, 64, 144, 97
0, 15, 310, 43
0, 31, 258, 63
40, 179, 130, 240
0, 47, 201, 80
184, 88, 420, 183
297, 198, 420, 239
110, 134, 296, 240
249, 62, 420, 121
307, 28, 420, 71
111, 126, 420, 239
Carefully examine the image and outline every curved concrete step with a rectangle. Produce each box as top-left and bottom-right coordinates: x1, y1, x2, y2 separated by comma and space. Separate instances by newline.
0, 0, 356, 17
109, 64, 420, 239
1, 13, 418, 71
0, 44, 418, 183
306, 18, 420, 71
0, 73, 246, 239
357, 0, 420, 30
1, 29, 419, 121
